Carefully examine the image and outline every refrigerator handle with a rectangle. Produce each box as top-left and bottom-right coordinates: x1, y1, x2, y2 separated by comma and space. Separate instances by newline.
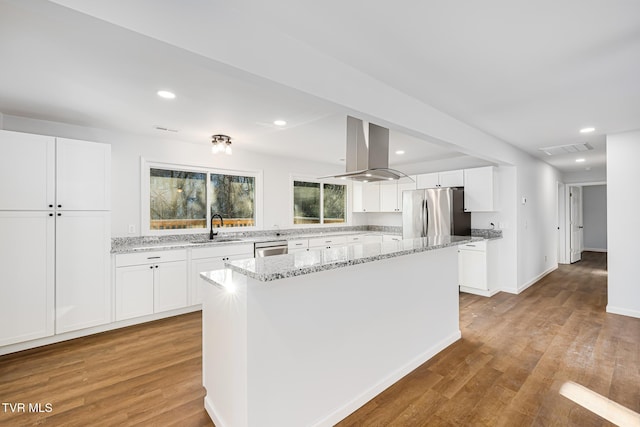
420, 200, 427, 237
425, 199, 429, 237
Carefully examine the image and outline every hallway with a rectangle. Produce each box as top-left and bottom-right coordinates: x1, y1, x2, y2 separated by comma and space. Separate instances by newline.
340, 252, 640, 426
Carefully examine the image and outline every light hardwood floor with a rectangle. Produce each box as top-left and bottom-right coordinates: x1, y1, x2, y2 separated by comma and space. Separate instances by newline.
1, 252, 638, 426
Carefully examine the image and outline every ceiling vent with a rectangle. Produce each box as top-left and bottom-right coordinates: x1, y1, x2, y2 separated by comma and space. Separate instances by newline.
539, 142, 593, 156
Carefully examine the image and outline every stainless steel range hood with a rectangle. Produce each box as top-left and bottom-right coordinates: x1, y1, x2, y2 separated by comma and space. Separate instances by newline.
322, 116, 411, 182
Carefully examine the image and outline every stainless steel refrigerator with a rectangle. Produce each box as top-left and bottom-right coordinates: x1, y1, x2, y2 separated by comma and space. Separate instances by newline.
402, 187, 471, 239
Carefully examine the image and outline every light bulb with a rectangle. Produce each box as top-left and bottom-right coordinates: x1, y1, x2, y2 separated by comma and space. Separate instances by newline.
225, 144, 232, 155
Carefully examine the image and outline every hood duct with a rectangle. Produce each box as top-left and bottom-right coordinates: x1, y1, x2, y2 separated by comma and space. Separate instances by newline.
322, 116, 411, 182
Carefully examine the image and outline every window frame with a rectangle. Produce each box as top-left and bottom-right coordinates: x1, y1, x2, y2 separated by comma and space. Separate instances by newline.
142, 158, 263, 235
289, 174, 351, 227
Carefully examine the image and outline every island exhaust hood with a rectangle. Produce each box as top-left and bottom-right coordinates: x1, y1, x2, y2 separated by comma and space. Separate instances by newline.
322, 116, 411, 182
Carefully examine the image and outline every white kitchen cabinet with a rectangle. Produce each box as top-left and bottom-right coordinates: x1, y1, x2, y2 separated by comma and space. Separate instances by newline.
0, 130, 55, 210
438, 170, 464, 187
56, 138, 111, 211
458, 240, 499, 297
55, 211, 111, 334
115, 249, 188, 321
379, 182, 398, 212
114, 264, 154, 320
348, 234, 384, 244
383, 234, 402, 242
0, 131, 110, 211
353, 182, 381, 212
0, 130, 112, 346
463, 166, 498, 212
416, 170, 463, 189
0, 212, 55, 347
287, 239, 309, 253
190, 244, 253, 305
309, 236, 348, 249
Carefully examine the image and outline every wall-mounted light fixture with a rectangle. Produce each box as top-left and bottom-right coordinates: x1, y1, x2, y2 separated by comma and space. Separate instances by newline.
211, 134, 232, 155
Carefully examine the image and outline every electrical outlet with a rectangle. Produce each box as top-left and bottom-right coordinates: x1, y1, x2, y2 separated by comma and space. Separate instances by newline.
544, 255, 548, 262
128, 224, 136, 234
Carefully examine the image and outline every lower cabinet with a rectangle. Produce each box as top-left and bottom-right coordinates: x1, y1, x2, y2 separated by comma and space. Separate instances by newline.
190, 244, 254, 305
55, 211, 111, 334
458, 240, 499, 297
115, 250, 188, 321
308, 236, 347, 250
0, 212, 55, 347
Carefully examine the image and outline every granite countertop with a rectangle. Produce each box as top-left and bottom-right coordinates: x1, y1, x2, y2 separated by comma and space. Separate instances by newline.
111, 230, 397, 254
202, 235, 484, 283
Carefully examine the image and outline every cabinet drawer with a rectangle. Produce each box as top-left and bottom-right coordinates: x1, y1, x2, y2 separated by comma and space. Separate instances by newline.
288, 239, 309, 250
383, 234, 402, 242
308, 236, 348, 248
192, 243, 254, 260
458, 241, 486, 251
116, 249, 186, 267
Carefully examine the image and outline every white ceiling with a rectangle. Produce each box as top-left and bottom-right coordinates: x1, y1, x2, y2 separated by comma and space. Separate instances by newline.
3, 0, 640, 176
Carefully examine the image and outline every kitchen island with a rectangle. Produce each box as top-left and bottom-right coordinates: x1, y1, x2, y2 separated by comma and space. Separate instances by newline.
200, 235, 479, 427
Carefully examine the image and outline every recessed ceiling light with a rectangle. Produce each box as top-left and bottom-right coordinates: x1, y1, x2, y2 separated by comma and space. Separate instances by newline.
157, 90, 176, 99
395, 150, 405, 155
579, 127, 595, 133
273, 120, 287, 126
576, 158, 586, 163
365, 173, 372, 177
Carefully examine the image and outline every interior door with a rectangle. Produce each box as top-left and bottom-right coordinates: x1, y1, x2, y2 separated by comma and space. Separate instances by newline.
569, 186, 583, 263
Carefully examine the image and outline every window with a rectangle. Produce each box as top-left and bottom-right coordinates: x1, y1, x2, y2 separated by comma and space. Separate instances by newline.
145, 162, 260, 233
210, 173, 256, 227
293, 179, 346, 225
150, 168, 206, 230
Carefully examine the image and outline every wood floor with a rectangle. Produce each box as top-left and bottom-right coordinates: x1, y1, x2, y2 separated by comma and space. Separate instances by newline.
1, 252, 638, 426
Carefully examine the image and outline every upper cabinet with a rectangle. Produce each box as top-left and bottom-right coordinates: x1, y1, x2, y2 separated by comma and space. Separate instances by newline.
354, 177, 416, 213
416, 170, 463, 189
56, 138, 111, 211
0, 130, 55, 210
353, 182, 381, 212
380, 178, 417, 212
0, 131, 111, 211
463, 166, 498, 212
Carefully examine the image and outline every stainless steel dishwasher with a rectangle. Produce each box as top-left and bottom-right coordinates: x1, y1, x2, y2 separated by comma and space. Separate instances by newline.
254, 240, 288, 257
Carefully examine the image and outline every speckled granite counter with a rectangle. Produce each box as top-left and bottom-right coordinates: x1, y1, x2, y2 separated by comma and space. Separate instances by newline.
201, 234, 482, 283
201, 232, 465, 426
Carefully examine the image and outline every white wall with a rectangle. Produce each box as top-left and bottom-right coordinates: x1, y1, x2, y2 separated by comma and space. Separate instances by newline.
2, 115, 344, 237
582, 185, 607, 252
606, 130, 640, 318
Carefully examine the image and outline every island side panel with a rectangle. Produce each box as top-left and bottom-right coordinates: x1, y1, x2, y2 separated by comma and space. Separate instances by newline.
202, 271, 249, 427
245, 246, 460, 427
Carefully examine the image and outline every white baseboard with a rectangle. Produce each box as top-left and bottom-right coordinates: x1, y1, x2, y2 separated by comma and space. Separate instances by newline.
606, 305, 640, 319
459, 286, 500, 297
583, 248, 608, 253
0, 305, 201, 356
500, 265, 558, 295
314, 330, 462, 427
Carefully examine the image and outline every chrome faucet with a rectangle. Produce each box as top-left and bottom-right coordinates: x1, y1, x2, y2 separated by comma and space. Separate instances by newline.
210, 214, 224, 240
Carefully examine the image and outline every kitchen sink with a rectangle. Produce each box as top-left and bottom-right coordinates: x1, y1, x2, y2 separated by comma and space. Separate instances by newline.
192, 238, 244, 243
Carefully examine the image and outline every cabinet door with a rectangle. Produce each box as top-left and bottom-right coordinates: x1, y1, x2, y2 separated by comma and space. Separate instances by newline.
0, 130, 55, 210
0, 212, 55, 346
379, 183, 398, 212
154, 260, 188, 313
464, 167, 496, 212
397, 180, 417, 212
458, 249, 487, 290
191, 257, 224, 305
438, 170, 464, 187
115, 265, 154, 321
362, 183, 381, 212
56, 138, 111, 211
416, 173, 439, 189
56, 211, 111, 333
352, 182, 364, 212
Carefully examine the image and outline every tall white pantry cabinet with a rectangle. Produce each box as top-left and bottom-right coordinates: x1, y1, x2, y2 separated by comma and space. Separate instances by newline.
0, 130, 111, 347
